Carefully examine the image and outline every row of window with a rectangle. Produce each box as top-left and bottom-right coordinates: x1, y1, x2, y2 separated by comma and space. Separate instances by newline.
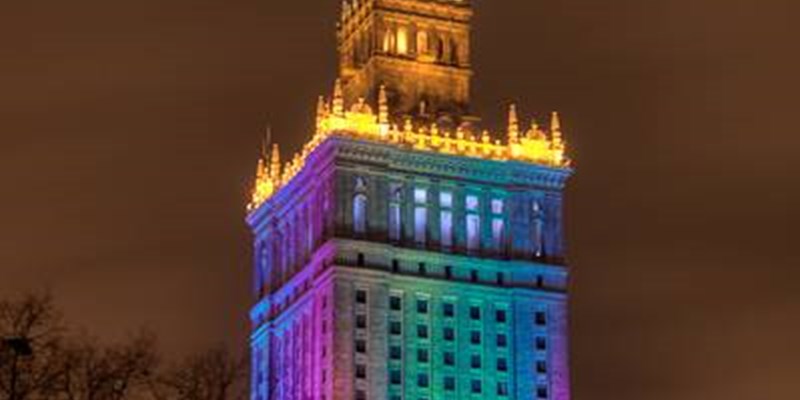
354, 180, 547, 257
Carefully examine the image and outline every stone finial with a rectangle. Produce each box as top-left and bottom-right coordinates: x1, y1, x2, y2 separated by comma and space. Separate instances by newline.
270, 143, 281, 181
508, 103, 520, 144
550, 111, 562, 144
333, 79, 345, 117
378, 85, 389, 125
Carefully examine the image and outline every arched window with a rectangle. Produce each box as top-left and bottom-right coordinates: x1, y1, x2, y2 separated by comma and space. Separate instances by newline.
353, 177, 368, 235
466, 194, 481, 252
389, 183, 403, 242
532, 199, 545, 258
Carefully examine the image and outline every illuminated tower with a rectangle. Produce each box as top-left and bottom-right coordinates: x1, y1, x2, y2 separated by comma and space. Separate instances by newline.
246, 1, 573, 400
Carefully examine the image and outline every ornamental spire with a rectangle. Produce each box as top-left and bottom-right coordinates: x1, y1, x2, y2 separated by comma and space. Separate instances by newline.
316, 95, 326, 133
508, 103, 520, 144
550, 111, 562, 145
378, 85, 388, 124
270, 143, 281, 181
333, 79, 345, 117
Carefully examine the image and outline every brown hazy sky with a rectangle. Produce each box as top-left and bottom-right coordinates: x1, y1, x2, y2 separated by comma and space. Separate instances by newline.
2, 1, 799, 398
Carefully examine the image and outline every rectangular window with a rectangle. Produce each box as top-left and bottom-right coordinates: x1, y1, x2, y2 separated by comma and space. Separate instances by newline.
356, 314, 367, 329
417, 373, 429, 388
390, 296, 402, 311
470, 306, 481, 320
497, 357, 508, 372
417, 299, 428, 314
466, 195, 479, 211
497, 333, 508, 348
467, 214, 480, 251
389, 203, 401, 241
390, 345, 402, 360
355, 390, 366, 400
470, 354, 481, 368
491, 198, 504, 214
417, 348, 429, 363
390, 321, 402, 335
497, 382, 509, 396
414, 188, 428, 245
536, 337, 547, 351
470, 331, 481, 345
444, 266, 453, 279
443, 351, 455, 366
537, 385, 549, 399
390, 370, 402, 385
443, 327, 455, 341
443, 303, 455, 317
440, 191, 453, 248
536, 311, 548, 326
355, 339, 366, 353
444, 376, 456, 391
355, 289, 367, 303
537, 360, 548, 373
470, 379, 482, 394
492, 218, 505, 251
496, 309, 507, 323
417, 325, 429, 339
355, 364, 367, 379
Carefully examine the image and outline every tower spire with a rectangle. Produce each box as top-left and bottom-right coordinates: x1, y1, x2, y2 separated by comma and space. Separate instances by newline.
508, 104, 520, 144
270, 143, 281, 181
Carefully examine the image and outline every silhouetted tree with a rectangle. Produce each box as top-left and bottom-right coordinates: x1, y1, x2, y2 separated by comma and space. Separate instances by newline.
150, 347, 247, 400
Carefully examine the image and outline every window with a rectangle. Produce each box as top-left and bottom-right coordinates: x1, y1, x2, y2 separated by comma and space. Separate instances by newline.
536, 337, 547, 351
392, 259, 400, 273
390, 345, 402, 360
417, 373, 429, 388
355, 390, 366, 400
390, 296, 402, 311
535, 311, 548, 326
470, 331, 481, 345
497, 333, 508, 348
537, 360, 548, 373
470, 306, 481, 320
497, 357, 508, 372
444, 376, 456, 391
532, 200, 545, 258
417, 299, 428, 314
496, 272, 505, 286
443, 351, 455, 366
389, 184, 403, 242
444, 265, 453, 279
443, 303, 455, 317
466, 195, 480, 251
397, 26, 408, 54
470, 379, 482, 394
440, 191, 453, 248
414, 188, 428, 245
390, 370, 402, 385
417, 348, 429, 363
355, 339, 366, 353
353, 194, 367, 235
537, 385, 549, 399
443, 327, 455, 341
418, 262, 426, 275
497, 382, 509, 396
470, 270, 478, 282
417, 30, 429, 54
355, 364, 367, 379
491, 199, 505, 251
356, 290, 367, 304
356, 314, 367, 329
496, 309, 507, 323
417, 325, 429, 339
390, 321, 402, 335
470, 354, 481, 368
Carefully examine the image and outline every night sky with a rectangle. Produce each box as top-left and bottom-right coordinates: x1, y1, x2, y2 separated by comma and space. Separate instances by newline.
2, 0, 799, 398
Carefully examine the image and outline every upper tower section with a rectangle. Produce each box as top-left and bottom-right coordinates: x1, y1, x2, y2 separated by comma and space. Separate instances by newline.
338, 0, 473, 122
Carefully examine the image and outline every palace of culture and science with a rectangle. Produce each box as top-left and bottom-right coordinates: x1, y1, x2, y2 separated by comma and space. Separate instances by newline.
245, 1, 574, 400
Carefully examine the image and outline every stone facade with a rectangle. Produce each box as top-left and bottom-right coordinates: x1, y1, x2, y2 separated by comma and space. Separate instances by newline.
247, 137, 572, 400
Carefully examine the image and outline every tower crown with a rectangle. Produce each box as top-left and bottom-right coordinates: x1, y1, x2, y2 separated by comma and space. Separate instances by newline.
338, 0, 473, 120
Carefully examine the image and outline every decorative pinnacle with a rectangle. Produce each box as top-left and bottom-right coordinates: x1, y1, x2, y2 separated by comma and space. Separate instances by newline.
270, 143, 281, 181
378, 85, 389, 124
333, 79, 344, 117
508, 104, 520, 144
316, 96, 326, 132
550, 111, 562, 144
